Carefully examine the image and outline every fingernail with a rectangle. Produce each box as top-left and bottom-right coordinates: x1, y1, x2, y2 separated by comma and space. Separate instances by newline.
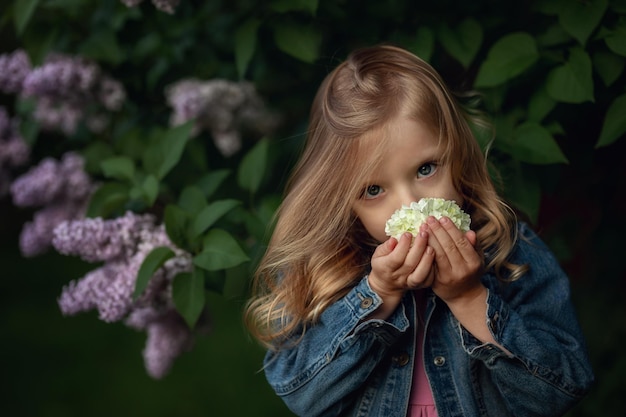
427, 216, 437, 225
439, 216, 448, 224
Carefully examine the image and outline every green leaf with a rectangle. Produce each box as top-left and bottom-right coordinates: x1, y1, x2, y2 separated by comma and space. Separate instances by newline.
237, 138, 269, 193
195, 169, 231, 198
528, 86, 556, 122
143, 122, 194, 180
235, 18, 261, 79
546, 47, 594, 103
19, 115, 40, 146
172, 269, 206, 329
100, 156, 135, 181
86, 182, 129, 218
133, 246, 176, 300
133, 33, 161, 61
557, 0, 608, 45
474, 32, 539, 88
164, 204, 193, 249
242, 210, 269, 242
178, 186, 207, 215
192, 199, 241, 237
511, 122, 568, 165
81, 141, 114, 174
270, 0, 318, 14
438, 18, 482, 68
78, 29, 125, 66
605, 22, 626, 57
273, 22, 321, 63
596, 93, 626, 148
193, 229, 250, 271
536, 23, 571, 48
14, 0, 40, 35
593, 50, 625, 86
141, 175, 159, 206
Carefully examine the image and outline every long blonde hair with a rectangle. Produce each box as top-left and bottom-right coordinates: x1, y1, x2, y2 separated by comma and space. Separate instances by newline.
245, 45, 525, 348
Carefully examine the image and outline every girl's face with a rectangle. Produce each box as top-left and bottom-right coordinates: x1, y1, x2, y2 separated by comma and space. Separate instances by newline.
352, 116, 462, 243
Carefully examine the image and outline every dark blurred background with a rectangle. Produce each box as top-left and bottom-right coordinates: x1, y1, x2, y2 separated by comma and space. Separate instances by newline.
1, 1, 625, 416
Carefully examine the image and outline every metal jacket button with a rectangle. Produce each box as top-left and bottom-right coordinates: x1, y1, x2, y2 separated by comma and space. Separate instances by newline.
393, 352, 410, 366
360, 297, 373, 309
434, 356, 446, 366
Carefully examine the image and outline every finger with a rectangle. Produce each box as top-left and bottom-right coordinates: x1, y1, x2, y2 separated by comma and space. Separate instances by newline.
428, 216, 472, 265
404, 231, 429, 266
465, 229, 477, 247
373, 236, 398, 258
422, 217, 454, 269
375, 232, 413, 268
407, 246, 435, 288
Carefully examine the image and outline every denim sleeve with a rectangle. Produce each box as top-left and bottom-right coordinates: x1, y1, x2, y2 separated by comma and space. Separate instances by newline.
263, 276, 410, 417
458, 223, 594, 414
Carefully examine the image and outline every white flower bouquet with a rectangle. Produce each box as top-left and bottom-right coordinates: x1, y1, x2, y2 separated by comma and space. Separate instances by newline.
385, 198, 471, 240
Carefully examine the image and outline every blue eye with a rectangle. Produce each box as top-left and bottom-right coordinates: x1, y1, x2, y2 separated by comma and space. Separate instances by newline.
417, 163, 437, 178
363, 185, 383, 199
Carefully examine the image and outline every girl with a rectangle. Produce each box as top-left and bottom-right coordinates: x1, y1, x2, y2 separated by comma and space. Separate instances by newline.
245, 45, 594, 417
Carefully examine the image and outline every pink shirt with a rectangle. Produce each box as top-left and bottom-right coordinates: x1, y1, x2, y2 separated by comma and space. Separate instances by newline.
408, 290, 438, 417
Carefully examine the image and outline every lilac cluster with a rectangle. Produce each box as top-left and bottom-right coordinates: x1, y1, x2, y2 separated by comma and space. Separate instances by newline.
53, 211, 196, 378
165, 79, 280, 156
120, 0, 181, 14
10, 152, 93, 256
0, 49, 126, 136
0, 106, 30, 195
0, 49, 31, 94
127, 308, 195, 379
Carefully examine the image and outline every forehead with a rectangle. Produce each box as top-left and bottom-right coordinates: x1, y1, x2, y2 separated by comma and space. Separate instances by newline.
356, 116, 442, 169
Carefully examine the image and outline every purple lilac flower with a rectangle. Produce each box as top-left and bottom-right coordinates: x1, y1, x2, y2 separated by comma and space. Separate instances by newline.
55, 211, 194, 378
143, 310, 193, 379
33, 98, 83, 136
165, 79, 280, 157
98, 77, 125, 111
11, 158, 64, 207
59, 258, 170, 323
22, 54, 100, 101
58, 152, 94, 201
11, 152, 92, 256
94, 260, 141, 322
54, 212, 192, 319
19, 202, 85, 257
0, 137, 30, 167
151, 0, 181, 14
0, 50, 31, 94
120, 0, 181, 14
57, 268, 101, 315
16, 52, 126, 136
10, 152, 91, 207
53, 212, 158, 262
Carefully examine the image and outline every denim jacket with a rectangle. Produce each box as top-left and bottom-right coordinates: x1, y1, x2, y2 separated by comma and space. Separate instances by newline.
264, 223, 594, 417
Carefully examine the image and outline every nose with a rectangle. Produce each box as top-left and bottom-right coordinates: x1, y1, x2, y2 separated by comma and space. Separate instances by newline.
397, 187, 420, 208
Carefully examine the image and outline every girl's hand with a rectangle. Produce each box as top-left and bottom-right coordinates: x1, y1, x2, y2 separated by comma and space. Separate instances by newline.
420, 216, 483, 304
421, 216, 504, 345
367, 231, 435, 318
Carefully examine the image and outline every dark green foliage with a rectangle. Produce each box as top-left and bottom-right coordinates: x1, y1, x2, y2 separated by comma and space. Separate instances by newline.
1, 0, 624, 415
